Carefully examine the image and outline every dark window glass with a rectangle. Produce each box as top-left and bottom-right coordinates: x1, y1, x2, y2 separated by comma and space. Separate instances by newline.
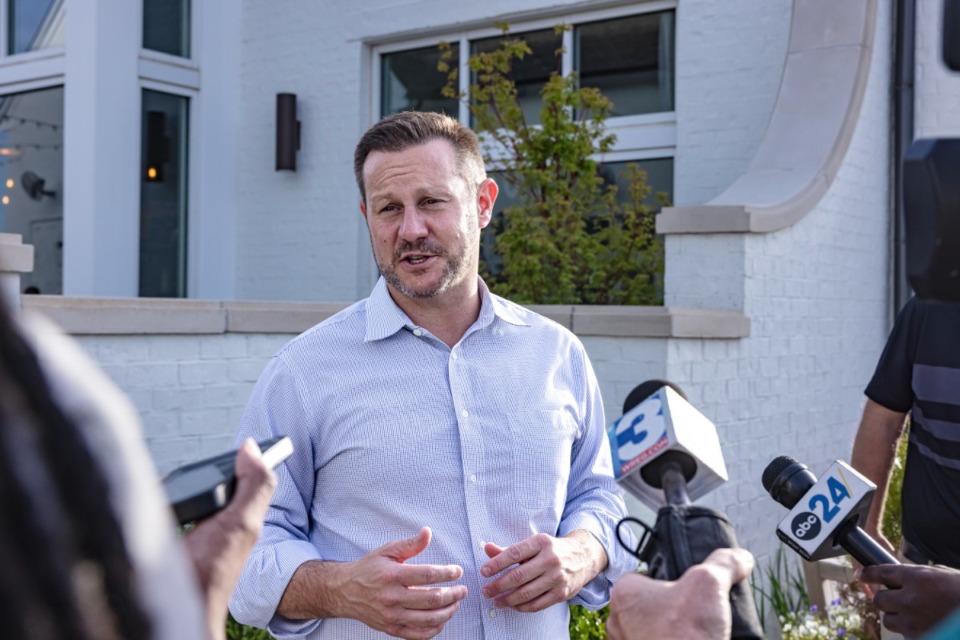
143, 0, 191, 57
381, 44, 460, 117
8, 0, 61, 54
471, 28, 562, 126
575, 11, 675, 116
599, 158, 674, 210
0, 86, 64, 294
140, 90, 189, 297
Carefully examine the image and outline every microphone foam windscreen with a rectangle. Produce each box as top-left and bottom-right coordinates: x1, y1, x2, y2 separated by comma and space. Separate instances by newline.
762, 455, 799, 493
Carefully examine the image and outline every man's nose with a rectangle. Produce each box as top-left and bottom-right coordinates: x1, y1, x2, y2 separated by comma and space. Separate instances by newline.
397, 207, 428, 241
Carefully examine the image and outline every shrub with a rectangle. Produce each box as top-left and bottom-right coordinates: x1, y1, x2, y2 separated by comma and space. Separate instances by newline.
439, 25, 664, 305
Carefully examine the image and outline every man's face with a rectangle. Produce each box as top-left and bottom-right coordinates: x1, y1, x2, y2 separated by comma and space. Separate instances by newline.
360, 138, 496, 302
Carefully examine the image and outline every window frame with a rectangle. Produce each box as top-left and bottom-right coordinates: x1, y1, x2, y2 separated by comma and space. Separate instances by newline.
369, 0, 677, 161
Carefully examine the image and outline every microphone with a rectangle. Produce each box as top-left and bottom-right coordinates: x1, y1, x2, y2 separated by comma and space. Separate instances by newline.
762, 455, 899, 566
607, 380, 728, 510
609, 381, 763, 639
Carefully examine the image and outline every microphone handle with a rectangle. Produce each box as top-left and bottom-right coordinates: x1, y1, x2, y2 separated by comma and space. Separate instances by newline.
655, 468, 764, 639
661, 465, 691, 506
836, 521, 900, 566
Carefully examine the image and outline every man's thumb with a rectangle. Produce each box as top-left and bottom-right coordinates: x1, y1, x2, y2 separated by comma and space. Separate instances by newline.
382, 526, 432, 562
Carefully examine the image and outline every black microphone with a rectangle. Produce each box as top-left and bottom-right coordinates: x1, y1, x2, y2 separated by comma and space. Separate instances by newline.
762, 455, 899, 566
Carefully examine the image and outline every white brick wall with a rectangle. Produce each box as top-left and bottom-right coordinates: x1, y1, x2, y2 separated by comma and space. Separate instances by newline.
674, 0, 792, 206
662, 1, 893, 559
916, 0, 960, 138
76, 333, 292, 475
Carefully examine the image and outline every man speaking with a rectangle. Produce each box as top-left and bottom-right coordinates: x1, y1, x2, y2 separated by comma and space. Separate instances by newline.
228, 111, 637, 639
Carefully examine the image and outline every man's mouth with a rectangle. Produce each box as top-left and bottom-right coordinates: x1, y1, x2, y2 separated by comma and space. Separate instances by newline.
405, 255, 430, 265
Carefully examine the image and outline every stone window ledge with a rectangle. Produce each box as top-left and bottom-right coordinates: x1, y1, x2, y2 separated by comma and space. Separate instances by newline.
23, 296, 749, 339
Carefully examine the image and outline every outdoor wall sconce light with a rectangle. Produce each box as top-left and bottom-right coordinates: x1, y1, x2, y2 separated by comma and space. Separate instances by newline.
276, 93, 300, 171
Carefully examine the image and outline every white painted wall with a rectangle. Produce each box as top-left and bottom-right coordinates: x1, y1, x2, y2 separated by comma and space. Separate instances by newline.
662, 0, 893, 557
75, 332, 292, 475
915, 0, 960, 137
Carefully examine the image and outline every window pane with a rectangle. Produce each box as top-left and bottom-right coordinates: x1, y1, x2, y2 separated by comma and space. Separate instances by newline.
471, 29, 562, 126
143, 0, 191, 57
576, 12, 675, 116
599, 158, 674, 210
381, 44, 460, 117
8, 0, 63, 55
140, 90, 189, 298
0, 86, 64, 294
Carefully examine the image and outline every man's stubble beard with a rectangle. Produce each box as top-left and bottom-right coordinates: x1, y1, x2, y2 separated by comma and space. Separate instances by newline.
374, 236, 473, 300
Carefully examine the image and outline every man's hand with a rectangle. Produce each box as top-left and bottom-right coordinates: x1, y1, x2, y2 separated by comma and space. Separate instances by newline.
859, 563, 960, 637
480, 530, 607, 613
184, 438, 278, 640
606, 548, 755, 640
335, 527, 467, 640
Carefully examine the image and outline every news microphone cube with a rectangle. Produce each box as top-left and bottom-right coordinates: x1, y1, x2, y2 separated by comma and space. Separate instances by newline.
607, 386, 728, 509
775, 460, 876, 561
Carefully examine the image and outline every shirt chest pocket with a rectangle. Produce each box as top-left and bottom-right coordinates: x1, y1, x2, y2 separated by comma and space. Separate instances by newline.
508, 409, 578, 510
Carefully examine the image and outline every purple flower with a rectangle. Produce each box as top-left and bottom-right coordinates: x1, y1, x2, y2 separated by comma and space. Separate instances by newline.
810, 605, 819, 613
837, 629, 847, 637
830, 598, 842, 606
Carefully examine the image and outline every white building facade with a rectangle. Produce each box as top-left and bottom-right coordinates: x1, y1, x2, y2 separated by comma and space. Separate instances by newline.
8, 0, 959, 562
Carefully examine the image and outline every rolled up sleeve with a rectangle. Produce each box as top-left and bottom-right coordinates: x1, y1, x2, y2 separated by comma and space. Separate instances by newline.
228, 355, 325, 637
560, 348, 638, 609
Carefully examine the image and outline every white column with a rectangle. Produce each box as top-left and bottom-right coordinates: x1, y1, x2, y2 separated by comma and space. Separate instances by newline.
63, 1, 141, 296
191, 0, 240, 299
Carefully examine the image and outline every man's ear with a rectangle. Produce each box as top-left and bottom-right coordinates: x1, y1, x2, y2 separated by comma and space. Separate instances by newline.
477, 178, 499, 229
360, 197, 368, 220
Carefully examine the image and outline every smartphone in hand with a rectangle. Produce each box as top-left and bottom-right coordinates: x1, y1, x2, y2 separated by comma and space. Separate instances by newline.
163, 436, 293, 525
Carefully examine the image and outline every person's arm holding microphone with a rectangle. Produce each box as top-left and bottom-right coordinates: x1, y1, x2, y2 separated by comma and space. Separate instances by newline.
606, 548, 755, 640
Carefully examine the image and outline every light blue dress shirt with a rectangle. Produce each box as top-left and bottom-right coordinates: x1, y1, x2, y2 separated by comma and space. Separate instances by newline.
229, 278, 638, 639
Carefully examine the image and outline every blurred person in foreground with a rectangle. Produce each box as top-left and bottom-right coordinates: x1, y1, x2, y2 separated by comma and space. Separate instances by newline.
229, 111, 637, 639
0, 299, 276, 640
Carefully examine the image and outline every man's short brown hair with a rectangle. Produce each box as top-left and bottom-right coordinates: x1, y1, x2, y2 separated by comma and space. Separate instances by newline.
354, 111, 486, 200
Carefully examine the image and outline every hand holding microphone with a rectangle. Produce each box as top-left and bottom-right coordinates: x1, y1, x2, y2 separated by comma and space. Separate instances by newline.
608, 380, 763, 639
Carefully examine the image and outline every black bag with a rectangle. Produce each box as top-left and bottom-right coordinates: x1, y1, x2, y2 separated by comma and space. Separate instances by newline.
637, 504, 765, 639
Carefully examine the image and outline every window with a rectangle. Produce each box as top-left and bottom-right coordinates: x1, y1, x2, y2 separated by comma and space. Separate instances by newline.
140, 89, 189, 298
382, 44, 459, 116
0, 86, 63, 294
143, 0, 191, 58
374, 6, 677, 289
576, 12, 674, 116
376, 8, 675, 121
6, 0, 63, 55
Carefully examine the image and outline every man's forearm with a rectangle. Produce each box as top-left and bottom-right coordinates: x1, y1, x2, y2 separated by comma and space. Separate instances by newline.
276, 560, 348, 621
566, 529, 609, 578
850, 399, 908, 533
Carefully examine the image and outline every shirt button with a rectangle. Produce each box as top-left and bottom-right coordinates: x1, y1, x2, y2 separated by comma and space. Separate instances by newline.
451, 351, 458, 360
413, 328, 423, 337
461, 409, 469, 418
489, 608, 497, 619
469, 474, 477, 483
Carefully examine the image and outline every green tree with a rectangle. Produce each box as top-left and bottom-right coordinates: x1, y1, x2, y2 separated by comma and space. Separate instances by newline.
439, 25, 664, 305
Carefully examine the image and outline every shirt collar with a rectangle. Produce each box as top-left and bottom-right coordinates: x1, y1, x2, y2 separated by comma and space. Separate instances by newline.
363, 276, 529, 343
